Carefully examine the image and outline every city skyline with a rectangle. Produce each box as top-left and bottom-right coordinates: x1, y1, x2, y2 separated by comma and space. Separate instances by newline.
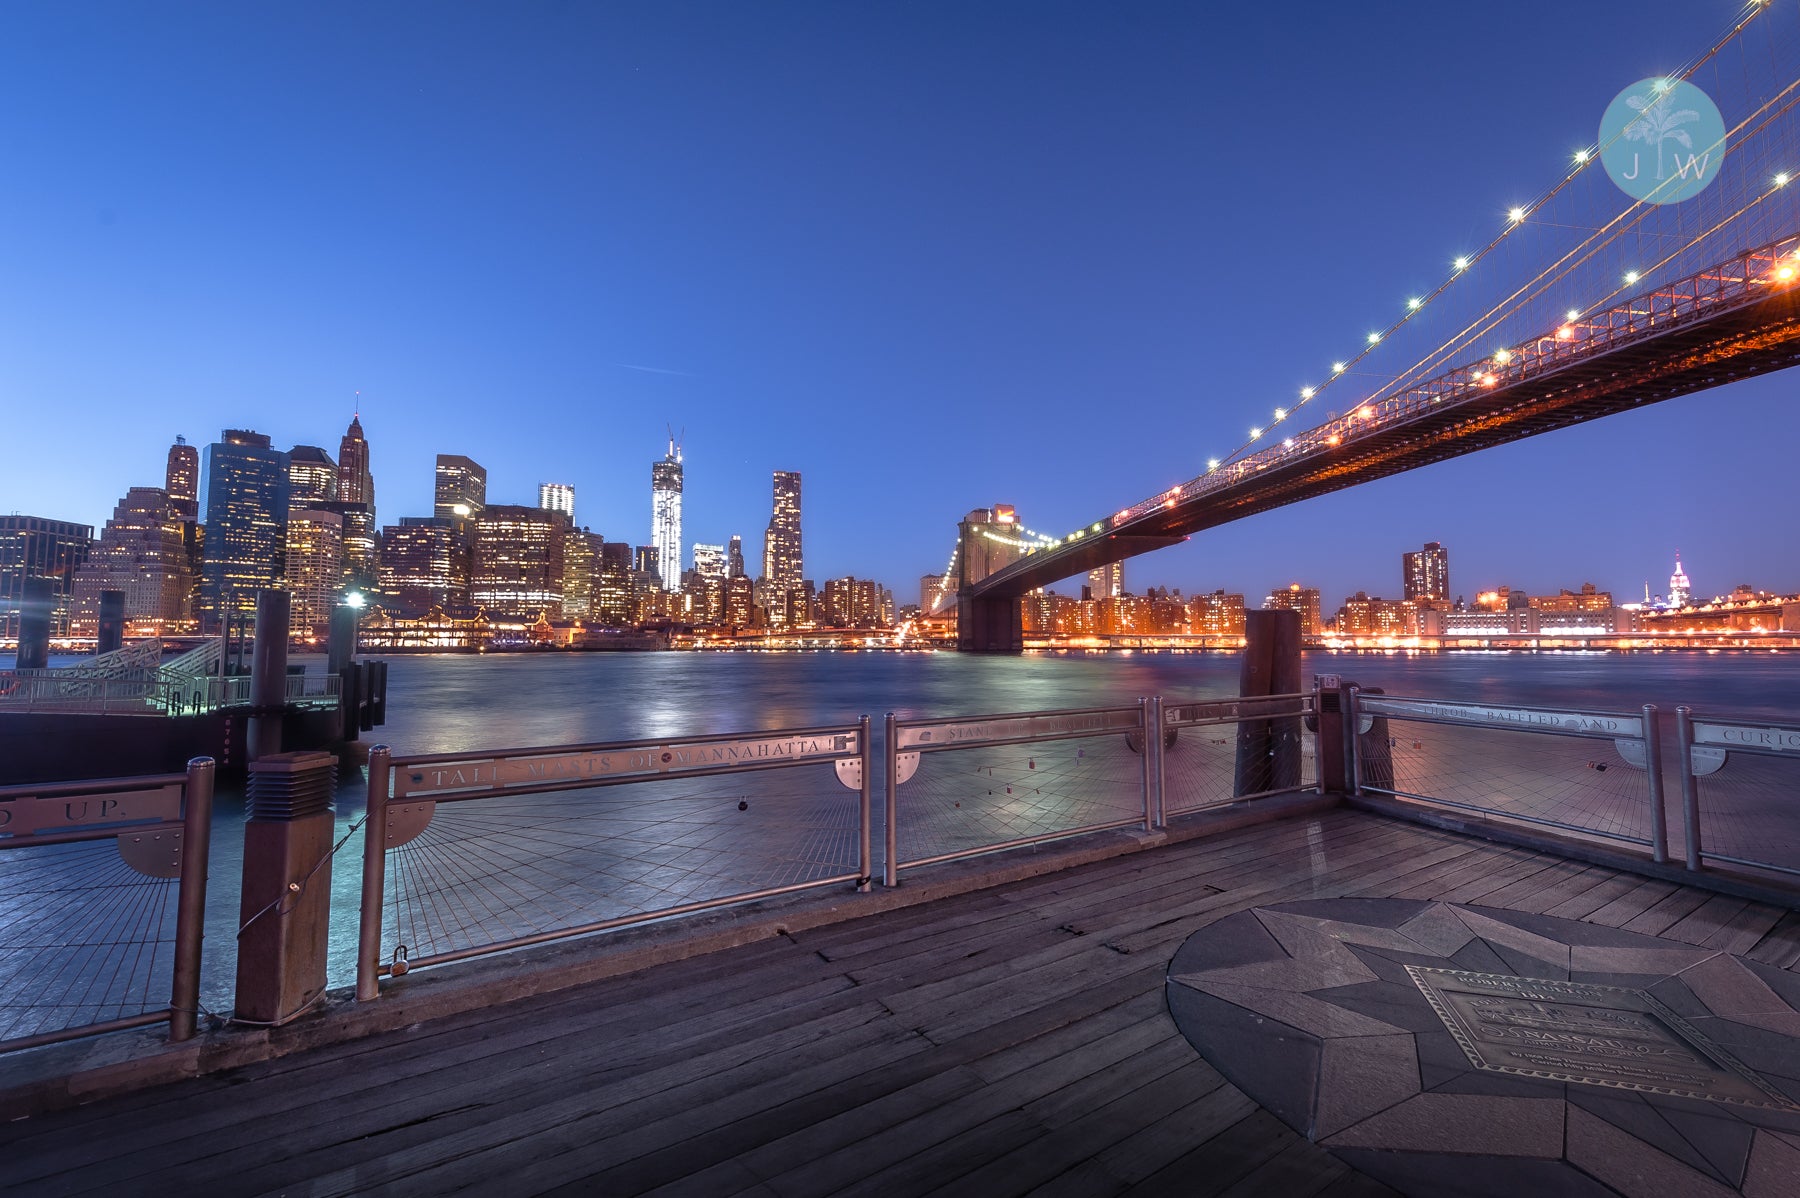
3, 3, 1797, 608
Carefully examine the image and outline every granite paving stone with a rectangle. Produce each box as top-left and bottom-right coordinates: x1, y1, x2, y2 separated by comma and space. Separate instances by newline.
1565, 1104, 1740, 1198
1313, 1035, 1421, 1140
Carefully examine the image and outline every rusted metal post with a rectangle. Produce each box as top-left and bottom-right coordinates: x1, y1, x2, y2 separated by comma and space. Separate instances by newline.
169, 756, 215, 1041
857, 715, 872, 893
1676, 706, 1702, 871
883, 714, 898, 888
357, 745, 391, 1001
1643, 704, 1668, 865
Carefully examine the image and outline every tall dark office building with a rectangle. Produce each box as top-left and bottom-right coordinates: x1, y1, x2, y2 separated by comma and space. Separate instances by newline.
165, 437, 200, 521
1403, 541, 1450, 602
728, 535, 745, 579
434, 454, 487, 524
595, 542, 634, 625
762, 471, 802, 626
200, 429, 290, 628
379, 517, 464, 616
287, 445, 338, 507
470, 505, 567, 619
335, 414, 378, 588
0, 516, 93, 639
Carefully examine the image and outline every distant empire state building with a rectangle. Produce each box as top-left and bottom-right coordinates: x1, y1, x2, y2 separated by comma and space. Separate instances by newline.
1668, 553, 1692, 609
651, 435, 683, 592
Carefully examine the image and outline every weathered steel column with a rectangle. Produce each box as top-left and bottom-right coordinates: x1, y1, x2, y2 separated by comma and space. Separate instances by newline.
15, 576, 52, 670
246, 589, 290, 762
235, 750, 337, 1024
96, 590, 126, 655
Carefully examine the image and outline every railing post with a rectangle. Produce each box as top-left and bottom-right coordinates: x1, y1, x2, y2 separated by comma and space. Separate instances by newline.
1346, 686, 1364, 796
1642, 704, 1668, 865
356, 745, 391, 1001
857, 715, 872, 893
1312, 681, 1326, 797
883, 714, 899, 888
1676, 706, 1702, 871
1148, 695, 1166, 829
169, 756, 215, 1042
1137, 698, 1154, 828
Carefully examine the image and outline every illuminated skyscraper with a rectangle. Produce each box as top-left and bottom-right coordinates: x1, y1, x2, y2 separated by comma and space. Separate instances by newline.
538, 482, 575, 522
651, 436, 683, 591
1403, 541, 1450, 602
434, 455, 486, 524
285, 508, 345, 637
165, 437, 200, 522
287, 445, 338, 508
1263, 583, 1323, 637
728, 535, 745, 579
1669, 554, 1692, 608
471, 505, 567, 619
1087, 561, 1124, 600
69, 489, 194, 637
693, 542, 727, 580
379, 517, 464, 616
762, 471, 803, 626
337, 413, 374, 508
1, 516, 94, 639
335, 414, 378, 588
200, 430, 290, 628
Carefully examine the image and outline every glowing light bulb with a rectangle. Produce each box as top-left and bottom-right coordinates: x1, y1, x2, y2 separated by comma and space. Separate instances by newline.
1557, 326, 1573, 340
1357, 406, 1373, 419
1407, 297, 1421, 310
1509, 206, 1527, 223
1777, 172, 1792, 188
1326, 434, 1341, 446
1283, 438, 1294, 449
1274, 408, 1287, 420
1494, 348, 1512, 364
1332, 362, 1346, 374
1574, 149, 1591, 164
1454, 256, 1470, 271
1300, 387, 1315, 400
1566, 308, 1580, 321
1778, 265, 1796, 282
1206, 458, 1219, 471
1367, 332, 1381, 344
1250, 426, 1263, 438
1625, 270, 1640, 285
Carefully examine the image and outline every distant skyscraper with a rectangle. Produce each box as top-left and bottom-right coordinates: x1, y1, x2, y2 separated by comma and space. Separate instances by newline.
651, 436, 683, 591
199, 429, 290, 628
434, 455, 487, 524
1403, 541, 1450, 602
285, 508, 345, 637
1263, 583, 1323, 637
165, 437, 199, 522
728, 535, 745, 579
1669, 554, 1692, 608
762, 471, 803, 626
337, 413, 374, 508
693, 542, 727, 580
1087, 561, 1124, 600
470, 505, 566, 619
538, 482, 575, 522
287, 445, 338, 508
1, 516, 94, 639
595, 542, 634, 626
335, 414, 378, 588
921, 574, 946, 612
69, 488, 194, 636
379, 517, 464, 617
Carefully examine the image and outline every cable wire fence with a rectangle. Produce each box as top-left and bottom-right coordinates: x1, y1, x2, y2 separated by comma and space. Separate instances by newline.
1676, 709, 1800, 878
357, 722, 870, 997
1161, 693, 1318, 816
0, 759, 214, 1052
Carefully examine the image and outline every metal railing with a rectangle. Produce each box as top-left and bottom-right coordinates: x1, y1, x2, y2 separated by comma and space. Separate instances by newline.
1674, 710, 1800, 878
1161, 692, 1319, 818
1346, 688, 1670, 862
357, 721, 871, 999
0, 758, 214, 1052
0, 668, 340, 716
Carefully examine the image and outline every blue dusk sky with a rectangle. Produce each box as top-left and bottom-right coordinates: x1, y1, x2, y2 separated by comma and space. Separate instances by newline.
1, 2, 1792, 608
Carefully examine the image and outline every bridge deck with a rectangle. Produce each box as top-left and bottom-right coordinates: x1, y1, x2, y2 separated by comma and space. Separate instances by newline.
7, 810, 1800, 1197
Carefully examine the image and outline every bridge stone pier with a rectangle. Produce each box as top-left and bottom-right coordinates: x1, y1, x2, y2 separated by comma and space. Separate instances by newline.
956, 592, 1024, 654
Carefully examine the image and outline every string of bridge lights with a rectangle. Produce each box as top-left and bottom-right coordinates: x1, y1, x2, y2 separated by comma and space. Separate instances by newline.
1185, 0, 1778, 482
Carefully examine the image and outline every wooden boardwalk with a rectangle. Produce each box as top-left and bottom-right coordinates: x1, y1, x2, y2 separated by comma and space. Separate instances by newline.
7, 808, 1800, 1197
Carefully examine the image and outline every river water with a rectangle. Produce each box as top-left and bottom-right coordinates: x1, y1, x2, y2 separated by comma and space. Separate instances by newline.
11, 648, 1800, 1036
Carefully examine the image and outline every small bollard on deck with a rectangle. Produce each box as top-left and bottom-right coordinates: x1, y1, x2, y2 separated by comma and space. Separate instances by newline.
235, 750, 337, 1025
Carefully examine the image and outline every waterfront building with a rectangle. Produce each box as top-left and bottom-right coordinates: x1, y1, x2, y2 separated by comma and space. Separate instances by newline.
199, 429, 290, 629
1532, 583, 1613, 613
538, 483, 575, 522
1023, 592, 1076, 634
728, 535, 745, 579
595, 542, 634, 626
1189, 590, 1246, 637
471, 505, 567, 619
379, 517, 465, 617
920, 574, 947, 613
651, 437, 683, 591
70, 489, 194, 637
957, 505, 1025, 592
1087, 561, 1124, 601
562, 527, 601, 620
1669, 554, 1692, 609
165, 437, 200, 521
724, 575, 755, 627
1334, 592, 1419, 637
786, 581, 816, 628
762, 471, 803, 626
821, 576, 881, 628
434, 455, 487, 525
287, 445, 338, 508
0, 516, 93, 640
1262, 583, 1322, 637
335, 415, 378, 587
285, 508, 345, 638
1402, 541, 1449, 602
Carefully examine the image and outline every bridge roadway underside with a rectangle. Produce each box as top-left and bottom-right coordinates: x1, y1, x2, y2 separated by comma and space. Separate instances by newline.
971, 287, 1800, 616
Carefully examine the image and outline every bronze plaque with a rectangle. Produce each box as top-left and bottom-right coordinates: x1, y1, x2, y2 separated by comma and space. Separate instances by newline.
1407, 966, 1798, 1111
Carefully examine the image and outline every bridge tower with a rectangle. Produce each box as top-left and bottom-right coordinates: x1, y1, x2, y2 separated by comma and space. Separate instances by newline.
955, 505, 1027, 653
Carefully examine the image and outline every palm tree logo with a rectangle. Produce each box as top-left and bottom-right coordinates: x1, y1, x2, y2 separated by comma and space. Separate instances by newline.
1623, 89, 1700, 181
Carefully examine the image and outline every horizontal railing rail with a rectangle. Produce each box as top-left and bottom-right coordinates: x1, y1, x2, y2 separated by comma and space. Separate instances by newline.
0, 758, 214, 1052
357, 719, 872, 999
1347, 687, 1669, 861
1161, 691, 1320, 816
1674, 708, 1800, 878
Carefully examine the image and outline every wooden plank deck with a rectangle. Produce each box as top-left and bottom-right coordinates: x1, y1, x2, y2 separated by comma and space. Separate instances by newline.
3, 807, 1796, 1198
